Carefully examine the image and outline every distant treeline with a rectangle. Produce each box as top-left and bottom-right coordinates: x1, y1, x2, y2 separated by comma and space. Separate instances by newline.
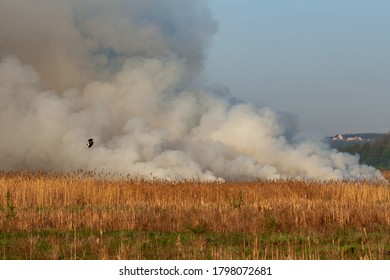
337, 133, 390, 170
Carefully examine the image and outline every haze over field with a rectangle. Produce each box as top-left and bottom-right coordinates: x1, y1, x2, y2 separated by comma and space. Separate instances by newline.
0, 0, 383, 181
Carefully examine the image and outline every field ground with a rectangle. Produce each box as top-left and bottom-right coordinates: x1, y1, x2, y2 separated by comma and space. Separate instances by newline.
0, 171, 389, 260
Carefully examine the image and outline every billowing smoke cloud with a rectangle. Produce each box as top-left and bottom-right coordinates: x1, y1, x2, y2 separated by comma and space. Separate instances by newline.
0, 0, 383, 181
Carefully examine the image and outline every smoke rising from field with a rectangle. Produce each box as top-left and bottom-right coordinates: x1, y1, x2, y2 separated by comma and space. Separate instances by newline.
0, 0, 383, 181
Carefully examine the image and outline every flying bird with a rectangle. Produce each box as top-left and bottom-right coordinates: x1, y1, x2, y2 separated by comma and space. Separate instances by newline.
87, 138, 94, 148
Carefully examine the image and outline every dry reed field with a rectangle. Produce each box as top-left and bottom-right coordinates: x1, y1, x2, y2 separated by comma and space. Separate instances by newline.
0, 170, 389, 260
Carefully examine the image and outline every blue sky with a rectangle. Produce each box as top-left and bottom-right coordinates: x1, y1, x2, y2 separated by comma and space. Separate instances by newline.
206, 0, 390, 135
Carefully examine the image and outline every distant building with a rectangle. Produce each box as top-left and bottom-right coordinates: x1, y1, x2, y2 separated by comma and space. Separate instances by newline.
332, 134, 364, 142
346, 136, 363, 142
328, 133, 383, 148
332, 134, 344, 141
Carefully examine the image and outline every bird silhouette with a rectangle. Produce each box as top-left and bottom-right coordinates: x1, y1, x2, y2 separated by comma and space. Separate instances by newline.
87, 138, 94, 148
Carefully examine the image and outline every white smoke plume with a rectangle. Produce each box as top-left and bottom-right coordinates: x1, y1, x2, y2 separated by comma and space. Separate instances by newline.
0, 0, 383, 181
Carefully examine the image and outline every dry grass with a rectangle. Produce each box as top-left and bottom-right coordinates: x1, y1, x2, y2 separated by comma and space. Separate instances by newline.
0, 170, 389, 260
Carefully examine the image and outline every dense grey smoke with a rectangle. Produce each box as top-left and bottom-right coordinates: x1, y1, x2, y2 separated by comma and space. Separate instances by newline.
0, 0, 383, 181
0, 0, 214, 91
